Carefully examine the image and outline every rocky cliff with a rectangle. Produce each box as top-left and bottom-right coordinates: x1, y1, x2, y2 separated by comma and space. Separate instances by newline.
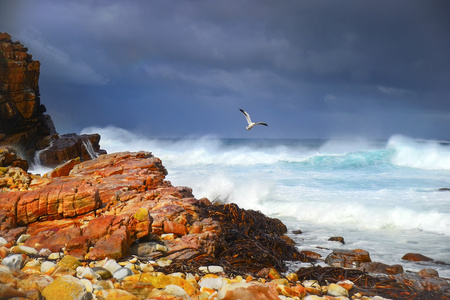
0, 32, 104, 166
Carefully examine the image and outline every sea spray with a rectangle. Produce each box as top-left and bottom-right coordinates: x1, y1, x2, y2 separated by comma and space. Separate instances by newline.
80, 126, 450, 276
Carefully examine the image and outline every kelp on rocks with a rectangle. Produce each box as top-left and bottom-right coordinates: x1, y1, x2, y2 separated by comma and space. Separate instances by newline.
158, 202, 312, 276
296, 266, 450, 300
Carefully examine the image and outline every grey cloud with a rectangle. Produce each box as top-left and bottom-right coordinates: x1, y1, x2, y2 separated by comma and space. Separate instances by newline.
1, 0, 449, 139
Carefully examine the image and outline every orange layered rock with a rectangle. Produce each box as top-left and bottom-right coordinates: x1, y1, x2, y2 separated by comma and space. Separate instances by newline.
0, 151, 223, 260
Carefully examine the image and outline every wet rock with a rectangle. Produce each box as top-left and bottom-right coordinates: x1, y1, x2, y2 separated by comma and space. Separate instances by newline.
359, 261, 404, 275
37, 133, 105, 167
418, 268, 439, 278
328, 236, 345, 244
393, 272, 450, 293
292, 229, 303, 234
402, 252, 434, 262
325, 249, 371, 268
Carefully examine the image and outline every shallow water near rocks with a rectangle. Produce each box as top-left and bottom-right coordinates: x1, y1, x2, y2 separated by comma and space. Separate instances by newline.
66, 127, 450, 278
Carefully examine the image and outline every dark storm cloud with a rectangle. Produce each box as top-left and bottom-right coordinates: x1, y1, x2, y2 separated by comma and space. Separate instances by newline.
1, 0, 449, 138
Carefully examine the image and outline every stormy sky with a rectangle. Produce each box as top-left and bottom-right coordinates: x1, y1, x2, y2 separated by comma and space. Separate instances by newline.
1, 0, 450, 139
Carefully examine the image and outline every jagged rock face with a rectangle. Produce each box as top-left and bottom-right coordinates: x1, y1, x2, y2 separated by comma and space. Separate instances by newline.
0, 32, 56, 159
0, 32, 104, 166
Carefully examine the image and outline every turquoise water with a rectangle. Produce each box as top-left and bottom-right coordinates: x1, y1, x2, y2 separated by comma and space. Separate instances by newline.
75, 127, 450, 277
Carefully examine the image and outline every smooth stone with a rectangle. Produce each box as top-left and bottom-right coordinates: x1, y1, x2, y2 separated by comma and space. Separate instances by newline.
39, 248, 52, 257
199, 276, 225, 290
199, 265, 224, 273
58, 255, 82, 270
80, 278, 94, 293
16, 234, 31, 244
91, 267, 112, 279
292, 230, 303, 234
80, 267, 101, 280
41, 275, 91, 300
156, 257, 172, 267
163, 284, 190, 297
11, 245, 38, 255
327, 283, 349, 297
0, 237, 7, 247
1, 254, 25, 269
130, 242, 167, 256
48, 252, 64, 260
102, 259, 122, 274
113, 267, 133, 281
40, 261, 57, 273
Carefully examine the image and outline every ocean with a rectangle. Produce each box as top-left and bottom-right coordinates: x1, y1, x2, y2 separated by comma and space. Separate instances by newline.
34, 126, 450, 277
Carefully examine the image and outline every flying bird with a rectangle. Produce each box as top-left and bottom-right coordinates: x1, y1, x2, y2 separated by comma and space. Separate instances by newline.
239, 109, 268, 130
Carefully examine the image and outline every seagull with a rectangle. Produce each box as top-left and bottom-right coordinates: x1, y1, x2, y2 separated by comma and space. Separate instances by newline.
239, 108, 268, 130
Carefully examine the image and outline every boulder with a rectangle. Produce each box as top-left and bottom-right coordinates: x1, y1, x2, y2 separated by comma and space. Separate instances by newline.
359, 261, 404, 275
402, 252, 434, 262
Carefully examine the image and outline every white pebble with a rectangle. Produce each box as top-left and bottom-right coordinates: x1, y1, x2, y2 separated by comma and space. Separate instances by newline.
163, 284, 190, 297
102, 259, 122, 274
327, 283, 349, 297
80, 278, 94, 293
40, 261, 57, 273
199, 265, 224, 273
80, 267, 101, 280
39, 248, 52, 257
0, 237, 7, 247
16, 234, 31, 244
113, 267, 133, 281
1, 254, 25, 269
48, 252, 64, 260
199, 276, 225, 290
13, 245, 38, 255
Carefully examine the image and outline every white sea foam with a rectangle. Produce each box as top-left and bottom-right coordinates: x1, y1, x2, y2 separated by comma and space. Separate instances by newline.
388, 135, 450, 170
77, 126, 450, 275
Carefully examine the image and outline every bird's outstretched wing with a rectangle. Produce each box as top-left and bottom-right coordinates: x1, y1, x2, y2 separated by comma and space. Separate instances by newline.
255, 122, 268, 126
239, 109, 252, 125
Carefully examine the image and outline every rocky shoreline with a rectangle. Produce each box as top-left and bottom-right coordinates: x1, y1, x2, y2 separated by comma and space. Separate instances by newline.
1, 31, 449, 299
1, 146, 449, 299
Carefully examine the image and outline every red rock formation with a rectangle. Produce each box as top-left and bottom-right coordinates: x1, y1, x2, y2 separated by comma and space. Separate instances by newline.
0, 151, 223, 261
